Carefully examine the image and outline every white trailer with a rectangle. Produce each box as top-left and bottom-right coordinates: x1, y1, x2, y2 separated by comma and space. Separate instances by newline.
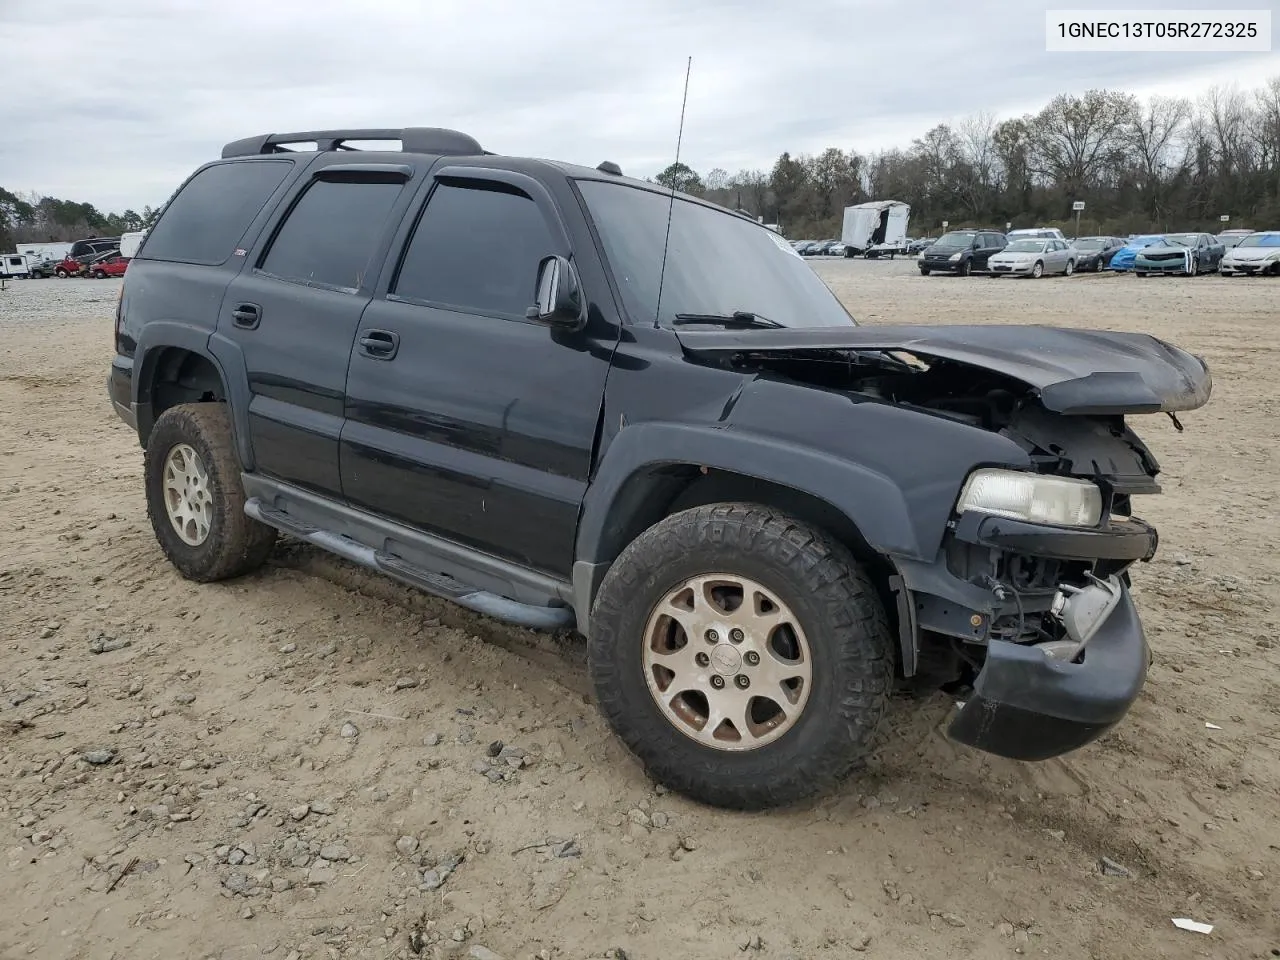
15, 241, 72, 263
840, 200, 911, 257
119, 230, 147, 259
1, 253, 31, 278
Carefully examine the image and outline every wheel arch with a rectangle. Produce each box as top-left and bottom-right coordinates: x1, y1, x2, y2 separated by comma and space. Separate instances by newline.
572, 423, 918, 638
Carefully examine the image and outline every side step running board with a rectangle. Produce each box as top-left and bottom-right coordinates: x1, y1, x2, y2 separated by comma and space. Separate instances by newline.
244, 498, 575, 632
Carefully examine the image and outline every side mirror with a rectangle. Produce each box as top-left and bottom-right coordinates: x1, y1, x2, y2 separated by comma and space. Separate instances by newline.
527, 255, 585, 331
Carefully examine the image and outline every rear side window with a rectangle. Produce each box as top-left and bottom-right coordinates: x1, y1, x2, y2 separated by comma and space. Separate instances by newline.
142, 160, 292, 265
259, 179, 403, 291
392, 181, 557, 319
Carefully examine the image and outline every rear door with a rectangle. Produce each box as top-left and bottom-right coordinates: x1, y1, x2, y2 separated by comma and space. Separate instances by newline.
217, 160, 418, 497
340, 168, 615, 577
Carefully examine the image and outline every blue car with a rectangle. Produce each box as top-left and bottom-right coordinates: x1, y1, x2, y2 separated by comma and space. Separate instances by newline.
1109, 235, 1170, 272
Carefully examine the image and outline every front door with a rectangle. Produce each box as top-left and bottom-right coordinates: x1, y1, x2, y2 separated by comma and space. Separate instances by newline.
341, 170, 615, 577
217, 166, 416, 496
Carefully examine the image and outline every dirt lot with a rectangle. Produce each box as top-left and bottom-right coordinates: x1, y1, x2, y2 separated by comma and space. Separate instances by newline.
1, 265, 1277, 960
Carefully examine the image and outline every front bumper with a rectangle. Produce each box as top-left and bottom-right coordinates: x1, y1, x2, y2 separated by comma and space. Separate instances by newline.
919, 258, 963, 273
1221, 260, 1275, 275
989, 261, 1035, 275
947, 583, 1148, 760
1134, 258, 1188, 273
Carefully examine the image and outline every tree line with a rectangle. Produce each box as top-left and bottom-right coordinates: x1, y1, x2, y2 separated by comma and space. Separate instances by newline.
7, 77, 1278, 252
0, 188, 163, 252
655, 76, 1280, 240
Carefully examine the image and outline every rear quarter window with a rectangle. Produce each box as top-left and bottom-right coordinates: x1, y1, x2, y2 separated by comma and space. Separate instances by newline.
140, 160, 294, 265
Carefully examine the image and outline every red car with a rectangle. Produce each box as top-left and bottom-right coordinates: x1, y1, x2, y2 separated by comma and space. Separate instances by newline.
88, 256, 130, 279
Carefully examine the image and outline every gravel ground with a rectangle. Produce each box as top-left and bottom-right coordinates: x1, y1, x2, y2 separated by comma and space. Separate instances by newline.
1, 267, 1277, 960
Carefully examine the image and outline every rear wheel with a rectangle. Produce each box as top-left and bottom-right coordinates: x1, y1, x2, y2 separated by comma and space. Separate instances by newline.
588, 503, 893, 809
93, 269, 107, 279
144, 403, 276, 582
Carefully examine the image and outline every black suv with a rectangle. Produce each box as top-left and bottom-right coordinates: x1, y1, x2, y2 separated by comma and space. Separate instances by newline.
108, 127, 1212, 810
919, 229, 1006, 275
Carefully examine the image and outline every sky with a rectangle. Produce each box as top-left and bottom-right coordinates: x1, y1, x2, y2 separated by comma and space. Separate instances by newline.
0, 0, 1276, 214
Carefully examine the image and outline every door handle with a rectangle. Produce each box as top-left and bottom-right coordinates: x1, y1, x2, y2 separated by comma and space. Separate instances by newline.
358, 329, 400, 360
231, 303, 261, 329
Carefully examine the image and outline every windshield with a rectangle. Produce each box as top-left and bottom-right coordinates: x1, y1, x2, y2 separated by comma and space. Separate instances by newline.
1237, 233, 1280, 248
1127, 235, 1166, 248
1165, 233, 1198, 246
1073, 238, 1104, 250
1003, 240, 1047, 253
577, 180, 855, 329
933, 231, 976, 247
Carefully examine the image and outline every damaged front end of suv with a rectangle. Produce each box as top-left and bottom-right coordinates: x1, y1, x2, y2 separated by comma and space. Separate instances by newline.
674, 323, 1211, 762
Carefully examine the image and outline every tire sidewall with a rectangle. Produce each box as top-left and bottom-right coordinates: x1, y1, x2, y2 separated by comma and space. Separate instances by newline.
144, 406, 240, 581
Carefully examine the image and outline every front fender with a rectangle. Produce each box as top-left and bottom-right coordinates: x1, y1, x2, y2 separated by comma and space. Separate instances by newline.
576, 420, 921, 564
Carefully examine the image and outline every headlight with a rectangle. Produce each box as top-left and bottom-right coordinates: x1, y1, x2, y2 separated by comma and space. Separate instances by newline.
956, 468, 1103, 527
949, 252, 962, 262
1267, 250, 1280, 261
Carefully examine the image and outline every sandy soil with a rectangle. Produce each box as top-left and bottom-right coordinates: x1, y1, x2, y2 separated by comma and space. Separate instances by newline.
1, 264, 1277, 960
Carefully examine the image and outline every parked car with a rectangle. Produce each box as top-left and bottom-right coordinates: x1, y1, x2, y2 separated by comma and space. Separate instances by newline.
826, 242, 848, 257
26, 257, 62, 278
987, 238, 1077, 278
808, 239, 841, 256
1070, 236, 1126, 272
1219, 231, 1280, 276
791, 240, 815, 254
1133, 232, 1223, 276
907, 237, 935, 254
1005, 227, 1068, 243
107, 125, 1213, 810
88, 255, 130, 278
1216, 228, 1254, 249
917, 229, 1006, 276
1108, 235, 1169, 272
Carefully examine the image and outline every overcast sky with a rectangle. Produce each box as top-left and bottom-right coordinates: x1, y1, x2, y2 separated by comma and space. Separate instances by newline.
1, 0, 1276, 213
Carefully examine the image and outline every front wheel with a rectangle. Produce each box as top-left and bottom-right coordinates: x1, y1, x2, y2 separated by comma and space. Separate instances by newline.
1186, 257, 1198, 277
144, 403, 276, 582
1064, 259, 1074, 276
919, 268, 930, 276
93, 270, 107, 279
1031, 261, 1044, 278
588, 503, 893, 810
959, 259, 972, 277
55, 269, 68, 278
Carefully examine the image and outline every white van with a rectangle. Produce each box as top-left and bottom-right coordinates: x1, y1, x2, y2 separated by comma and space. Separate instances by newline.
119, 230, 148, 259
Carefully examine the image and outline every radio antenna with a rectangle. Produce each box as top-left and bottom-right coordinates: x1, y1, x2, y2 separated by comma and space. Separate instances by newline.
653, 56, 692, 328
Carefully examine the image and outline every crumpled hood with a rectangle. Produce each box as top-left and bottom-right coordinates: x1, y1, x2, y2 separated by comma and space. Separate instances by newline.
1135, 244, 1189, 257
676, 324, 1212, 416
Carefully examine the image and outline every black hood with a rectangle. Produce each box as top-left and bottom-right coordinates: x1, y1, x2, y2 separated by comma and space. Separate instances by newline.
675, 324, 1212, 416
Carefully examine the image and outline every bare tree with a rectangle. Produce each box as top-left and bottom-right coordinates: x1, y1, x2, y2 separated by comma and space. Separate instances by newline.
1029, 90, 1137, 197
1126, 96, 1191, 225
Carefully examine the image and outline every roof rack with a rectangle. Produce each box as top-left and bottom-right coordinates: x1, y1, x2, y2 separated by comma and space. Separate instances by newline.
221, 127, 486, 159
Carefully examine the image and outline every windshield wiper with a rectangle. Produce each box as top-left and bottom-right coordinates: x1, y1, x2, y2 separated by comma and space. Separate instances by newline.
671, 311, 783, 329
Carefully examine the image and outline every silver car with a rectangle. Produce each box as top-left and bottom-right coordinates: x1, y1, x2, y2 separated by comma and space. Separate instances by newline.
987, 238, 1077, 278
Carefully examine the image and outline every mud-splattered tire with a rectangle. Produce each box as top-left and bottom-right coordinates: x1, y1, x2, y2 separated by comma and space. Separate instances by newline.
144, 403, 275, 582
588, 503, 893, 810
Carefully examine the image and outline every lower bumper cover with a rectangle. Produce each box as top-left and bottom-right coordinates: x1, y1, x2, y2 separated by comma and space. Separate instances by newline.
947, 585, 1149, 761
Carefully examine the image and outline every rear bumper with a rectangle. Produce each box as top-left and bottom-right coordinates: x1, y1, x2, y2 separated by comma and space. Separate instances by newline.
108, 358, 138, 431
947, 584, 1149, 760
